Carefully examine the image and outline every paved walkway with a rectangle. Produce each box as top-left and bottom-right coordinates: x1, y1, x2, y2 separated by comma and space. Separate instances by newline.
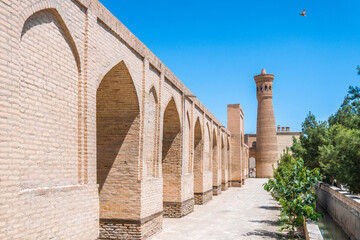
151, 178, 287, 240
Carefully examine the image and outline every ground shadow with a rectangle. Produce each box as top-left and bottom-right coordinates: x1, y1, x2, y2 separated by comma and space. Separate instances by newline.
250, 220, 279, 226
259, 206, 280, 210
243, 229, 288, 239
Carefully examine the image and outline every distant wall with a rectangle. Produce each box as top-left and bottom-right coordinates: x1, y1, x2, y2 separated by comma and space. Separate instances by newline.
316, 184, 360, 240
276, 132, 301, 158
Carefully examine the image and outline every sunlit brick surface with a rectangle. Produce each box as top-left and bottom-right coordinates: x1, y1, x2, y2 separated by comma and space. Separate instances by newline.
0, 0, 246, 239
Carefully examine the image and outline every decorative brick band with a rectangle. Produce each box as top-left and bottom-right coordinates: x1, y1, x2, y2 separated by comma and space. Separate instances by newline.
229, 180, 242, 187
213, 185, 222, 196
99, 212, 163, 239
221, 182, 229, 191
194, 189, 213, 205
163, 198, 194, 218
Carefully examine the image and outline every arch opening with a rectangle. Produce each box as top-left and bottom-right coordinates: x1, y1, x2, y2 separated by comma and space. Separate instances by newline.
96, 61, 141, 221
193, 118, 203, 194
184, 111, 191, 173
227, 137, 231, 183
249, 157, 256, 178
162, 98, 182, 215
221, 136, 228, 190
212, 128, 220, 194
204, 123, 211, 171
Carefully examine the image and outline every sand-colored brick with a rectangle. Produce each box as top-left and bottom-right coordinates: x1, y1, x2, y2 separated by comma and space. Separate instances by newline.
0, 0, 244, 239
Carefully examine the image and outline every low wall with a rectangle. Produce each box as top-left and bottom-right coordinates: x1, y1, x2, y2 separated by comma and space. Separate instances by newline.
303, 218, 323, 240
316, 183, 360, 240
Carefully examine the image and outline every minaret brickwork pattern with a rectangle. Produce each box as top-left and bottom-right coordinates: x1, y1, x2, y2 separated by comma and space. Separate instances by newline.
254, 69, 278, 178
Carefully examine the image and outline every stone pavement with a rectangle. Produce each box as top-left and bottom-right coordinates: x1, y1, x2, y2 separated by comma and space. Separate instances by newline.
151, 178, 287, 240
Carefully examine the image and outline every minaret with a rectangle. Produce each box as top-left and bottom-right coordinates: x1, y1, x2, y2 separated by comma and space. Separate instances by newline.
254, 69, 278, 178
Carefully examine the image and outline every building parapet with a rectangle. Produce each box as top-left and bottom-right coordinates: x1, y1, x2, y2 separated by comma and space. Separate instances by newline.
73, 0, 229, 134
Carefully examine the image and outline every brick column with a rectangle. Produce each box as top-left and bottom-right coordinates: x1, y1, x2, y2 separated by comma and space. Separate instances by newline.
227, 104, 244, 187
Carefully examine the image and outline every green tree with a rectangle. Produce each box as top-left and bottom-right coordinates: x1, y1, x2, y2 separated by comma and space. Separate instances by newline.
321, 87, 360, 193
264, 153, 322, 239
329, 86, 360, 129
291, 112, 328, 170
319, 124, 360, 193
293, 87, 360, 194
357, 65, 360, 75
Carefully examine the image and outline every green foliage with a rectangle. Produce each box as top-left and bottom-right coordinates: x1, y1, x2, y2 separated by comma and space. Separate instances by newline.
319, 124, 360, 193
329, 86, 360, 129
264, 153, 322, 239
291, 112, 328, 170
357, 65, 360, 75
292, 86, 360, 194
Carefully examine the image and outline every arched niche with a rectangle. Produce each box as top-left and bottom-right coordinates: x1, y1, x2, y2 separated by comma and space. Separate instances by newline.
96, 60, 141, 220
19, 8, 81, 188
144, 86, 159, 177
193, 118, 203, 193
162, 98, 182, 205
212, 128, 218, 187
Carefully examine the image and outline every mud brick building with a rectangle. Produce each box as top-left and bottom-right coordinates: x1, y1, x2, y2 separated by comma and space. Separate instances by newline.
0, 0, 249, 239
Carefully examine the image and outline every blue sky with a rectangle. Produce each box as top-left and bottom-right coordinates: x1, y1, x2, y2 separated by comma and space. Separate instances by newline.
100, 0, 360, 133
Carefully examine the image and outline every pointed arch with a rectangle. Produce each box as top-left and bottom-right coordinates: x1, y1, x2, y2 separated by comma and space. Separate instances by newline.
184, 111, 191, 174
162, 97, 182, 216
19, 8, 82, 188
96, 60, 141, 221
162, 98, 181, 165
212, 128, 219, 189
186, 111, 191, 129
204, 123, 211, 171
212, 129, 217, 147
193, 117, 203, 194
221, 134, 228, 190
227, 137, 231, 182
149, 86, 158, 103
21, 8, 81, 71
144, 86, 159, 177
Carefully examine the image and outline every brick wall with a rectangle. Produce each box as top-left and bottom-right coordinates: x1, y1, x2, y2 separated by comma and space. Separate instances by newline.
227, 104, 245, 187
0, 0, 238, 239
162, 98, 182, 203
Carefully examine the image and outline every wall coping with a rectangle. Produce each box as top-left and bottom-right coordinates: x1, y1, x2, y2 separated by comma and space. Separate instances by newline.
318, 183, 360, 212
74, 0, 230, 135
303, 218, 324, 240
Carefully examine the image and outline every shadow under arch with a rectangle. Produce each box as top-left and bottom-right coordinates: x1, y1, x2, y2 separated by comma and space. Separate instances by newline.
145, 86, 159, 177
185, 111, 191, 173
19, 7, 83, 187
227, 136, 231, 181
221, 134, 227, 189
21, 8, 81, 71
193, 117, 203, 194
162, 97, 182, 216
96, 60, 140, 219
212, 128, 218, 188
162, 98, 181, 164
204, 122, 211, 171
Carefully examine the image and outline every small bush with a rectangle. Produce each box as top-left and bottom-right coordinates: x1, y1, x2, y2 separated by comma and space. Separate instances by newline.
264, 151, 322, 239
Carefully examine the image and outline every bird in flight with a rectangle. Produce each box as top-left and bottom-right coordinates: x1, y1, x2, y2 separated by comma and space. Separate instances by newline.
300, 10, 306, 16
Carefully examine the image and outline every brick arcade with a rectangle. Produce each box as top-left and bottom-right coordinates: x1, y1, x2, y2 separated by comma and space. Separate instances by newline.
0, 0, 249, 239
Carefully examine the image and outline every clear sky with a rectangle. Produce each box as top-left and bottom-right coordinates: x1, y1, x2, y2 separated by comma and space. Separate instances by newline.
99, 0, 360, 133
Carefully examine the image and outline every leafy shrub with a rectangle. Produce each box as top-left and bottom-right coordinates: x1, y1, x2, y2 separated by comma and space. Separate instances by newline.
264, 152, 322, 239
